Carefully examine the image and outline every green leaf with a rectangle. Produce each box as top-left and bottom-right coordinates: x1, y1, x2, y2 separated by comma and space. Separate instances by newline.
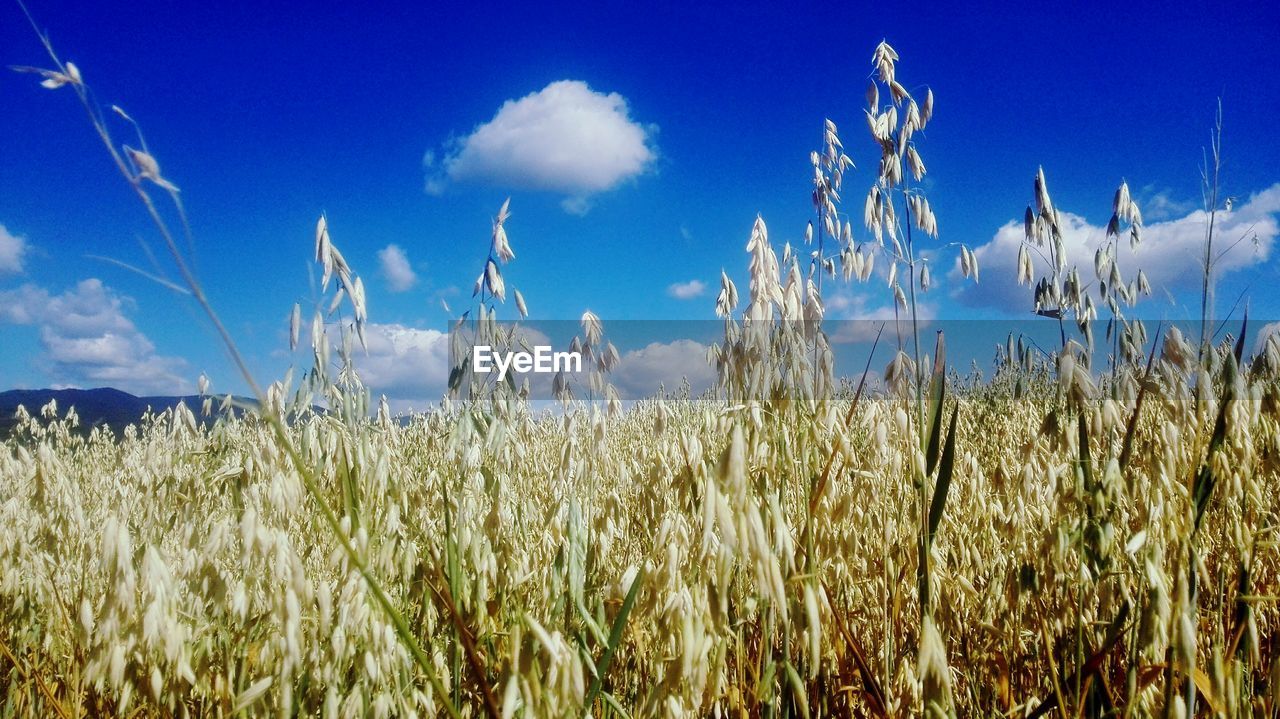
577, 599, 609, 648
925, 331, 947, 473
784, 661, 811, 719
928, 404, 958, 541
1120, 324, 1162, 473
447, 357, 470, 393
1234, 310, 1248, 365
584, 567, 645, 711
600, 691, 632, 719
1194, 353, 1236, 532
759, 659, 776, 703
1077, 412, 1093, 490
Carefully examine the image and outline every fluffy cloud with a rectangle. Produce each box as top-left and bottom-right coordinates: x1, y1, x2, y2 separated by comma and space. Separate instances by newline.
1139, 189, 1196, 222
377, 244, 417, 292
560, 196, 592, 216
953, 183, 1280, 313
823, 285, 937, 344
666, 279, 706, 300
611, 339, 717, 398
352, 323, 451, 407
1255, 321, 1280, 355
349, 327, 718, 404
0, 224, 28, 274
0, 279, 189, 394
425, 80, 656, 206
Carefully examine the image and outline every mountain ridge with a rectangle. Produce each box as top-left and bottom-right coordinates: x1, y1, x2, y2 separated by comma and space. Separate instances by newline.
0, 387, 252, 438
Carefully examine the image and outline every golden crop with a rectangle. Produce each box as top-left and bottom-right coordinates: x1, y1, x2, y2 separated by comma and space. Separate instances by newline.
4, 24, 1278, 718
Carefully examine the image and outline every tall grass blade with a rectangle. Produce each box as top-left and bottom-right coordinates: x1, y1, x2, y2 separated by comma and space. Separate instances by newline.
584, 567, 645, 712
924, 331, 947, 473
1194, 353, 1235, 533
928, 404, 958, 542
1234, 309, 1248, 364
1120, 325, 1162, 472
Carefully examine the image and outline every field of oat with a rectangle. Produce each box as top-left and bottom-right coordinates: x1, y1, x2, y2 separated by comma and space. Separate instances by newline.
3, 23, 1279, 719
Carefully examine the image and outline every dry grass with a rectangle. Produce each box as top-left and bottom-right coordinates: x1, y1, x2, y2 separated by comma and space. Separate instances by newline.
5, 21, 1280, 719
3, 340, 1280, 717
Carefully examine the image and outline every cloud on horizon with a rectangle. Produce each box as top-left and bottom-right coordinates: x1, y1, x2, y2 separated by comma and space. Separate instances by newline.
611, 339, 716, 398
0, 279, 189, 395
952, 183, 1280, 314
350, 323, 451, 407
425, 80, 656, 210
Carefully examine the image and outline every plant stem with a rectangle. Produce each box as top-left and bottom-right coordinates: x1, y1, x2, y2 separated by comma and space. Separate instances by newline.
1199, 102, 1223, 363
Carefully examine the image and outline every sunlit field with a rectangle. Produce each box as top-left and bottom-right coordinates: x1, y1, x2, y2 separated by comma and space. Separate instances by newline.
3, 16, 1280, 719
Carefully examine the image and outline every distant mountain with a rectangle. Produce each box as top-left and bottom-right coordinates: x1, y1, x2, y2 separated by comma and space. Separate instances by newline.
0, 388, 252, 438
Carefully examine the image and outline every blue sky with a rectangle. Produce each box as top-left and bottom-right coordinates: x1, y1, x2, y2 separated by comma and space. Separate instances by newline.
1, 0, 1278, 404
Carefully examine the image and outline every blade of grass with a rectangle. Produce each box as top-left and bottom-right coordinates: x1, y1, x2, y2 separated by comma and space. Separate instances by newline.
1027, 602, 1130, 719
584, 567, 645, 712
809, 322, 885, 515
1193, 352, 1235, 533
1077, 412, 1093, 491
1234, 310, 1248, 365
924, 331, 947, 474
927, 404, 958, 543
821, 579, 888, 717
0, 636, 70, 719
426, 559, 502, 719
1119, 324, 1162, 473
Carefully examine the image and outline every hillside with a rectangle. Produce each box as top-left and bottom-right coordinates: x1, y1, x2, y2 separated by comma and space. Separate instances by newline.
0, 388, 244, 438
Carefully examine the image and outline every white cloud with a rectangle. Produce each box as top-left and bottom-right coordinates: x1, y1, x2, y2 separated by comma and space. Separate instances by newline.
353, 323, 451, 404
1139, 188, 1196, 222
0, 279, 189, 394
953, 183, 1280, 313
377, 244, 418, 292
611, 339, 716, 398
0, 224, 28, 274
351, 328, 718, 404
560, 197, 592, 216
426, 80, 656, 206
667, 279, 706, 300
1256, 322, 1280, 355
822, 284, 937, 343
352, 323, 568, 409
